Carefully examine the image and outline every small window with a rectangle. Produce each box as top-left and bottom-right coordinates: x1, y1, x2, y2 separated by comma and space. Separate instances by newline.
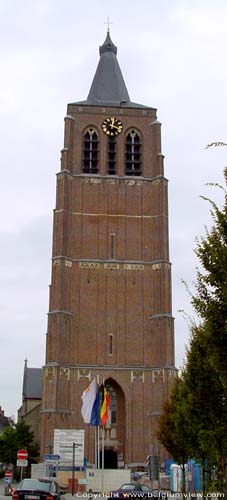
83, 128, 99, 174
125, 129, 141, 176
109, 334, 113, 355
110, 233, 116, 259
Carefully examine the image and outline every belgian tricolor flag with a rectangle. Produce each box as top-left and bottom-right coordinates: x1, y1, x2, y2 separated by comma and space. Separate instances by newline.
100, 386, 110, 425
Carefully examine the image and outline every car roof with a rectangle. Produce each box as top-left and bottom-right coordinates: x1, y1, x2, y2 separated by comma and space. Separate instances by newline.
38, 478, 57, 482
121, 484, 135, 486
20, 478, 57, 485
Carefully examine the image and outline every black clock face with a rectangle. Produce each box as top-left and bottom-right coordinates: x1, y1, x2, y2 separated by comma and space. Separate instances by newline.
102, 117, 123, 136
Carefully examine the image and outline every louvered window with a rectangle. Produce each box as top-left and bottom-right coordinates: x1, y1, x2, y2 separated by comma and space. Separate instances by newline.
108, 136, 116, 175
125, 130, 141, 176
83, 128, 99, 173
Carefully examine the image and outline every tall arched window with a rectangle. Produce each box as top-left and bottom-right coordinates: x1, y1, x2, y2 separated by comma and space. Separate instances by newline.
125, 129, 141, 176
83, 128, 99, 173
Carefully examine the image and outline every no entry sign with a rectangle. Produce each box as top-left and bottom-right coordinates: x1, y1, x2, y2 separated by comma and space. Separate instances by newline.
5, 471, 12, 477
17, 449, 28, 460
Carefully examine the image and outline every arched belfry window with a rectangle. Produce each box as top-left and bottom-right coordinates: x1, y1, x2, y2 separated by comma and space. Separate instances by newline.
125, 129, 142, 176
83, 128, 99, 174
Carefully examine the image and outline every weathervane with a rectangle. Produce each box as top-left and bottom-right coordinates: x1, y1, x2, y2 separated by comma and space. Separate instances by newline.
105, 16, 113, 33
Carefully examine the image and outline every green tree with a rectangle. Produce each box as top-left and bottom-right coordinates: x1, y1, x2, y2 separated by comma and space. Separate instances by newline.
188, 167, 227, 488
184, 324, 227, 459
158, 168, 227, 493
157, 376, 193, 492
0, 421, 39, 468
183, 323, 227, 492
191, 168, 227, 385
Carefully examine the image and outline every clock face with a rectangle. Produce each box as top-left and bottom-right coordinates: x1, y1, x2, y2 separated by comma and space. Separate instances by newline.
101, 117, 123, 136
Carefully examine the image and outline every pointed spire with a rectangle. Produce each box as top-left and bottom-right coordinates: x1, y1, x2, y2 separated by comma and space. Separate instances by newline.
99, 31, 117, 55
86, 31, 130, 105
72, 32, 153, 110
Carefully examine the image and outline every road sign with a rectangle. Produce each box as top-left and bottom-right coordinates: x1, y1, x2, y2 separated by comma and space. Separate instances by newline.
44, 454, 60, 462
17, 459, 28, 467
17, 449, 28, 460
5, 471, 12, 478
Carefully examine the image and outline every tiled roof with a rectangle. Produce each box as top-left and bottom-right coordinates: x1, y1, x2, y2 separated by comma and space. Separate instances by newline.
23, 367, 42, 399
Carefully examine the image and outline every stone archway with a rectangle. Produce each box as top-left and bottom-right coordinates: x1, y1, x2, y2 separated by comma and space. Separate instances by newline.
101, 378, 126, 468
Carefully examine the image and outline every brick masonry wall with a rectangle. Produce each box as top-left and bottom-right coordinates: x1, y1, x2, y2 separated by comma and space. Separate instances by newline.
40, 104, 177, 464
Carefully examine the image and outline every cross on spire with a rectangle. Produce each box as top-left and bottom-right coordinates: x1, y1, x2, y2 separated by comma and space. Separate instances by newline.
104, 16, 113, 33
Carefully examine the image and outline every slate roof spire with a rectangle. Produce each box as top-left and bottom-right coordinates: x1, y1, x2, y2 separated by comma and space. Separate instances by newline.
72, 32, 153, 110
99, 30, 117, 55
86, 30, 130, 105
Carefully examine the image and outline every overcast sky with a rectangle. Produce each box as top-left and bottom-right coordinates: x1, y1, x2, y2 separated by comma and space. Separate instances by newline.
1, 0, 227, 419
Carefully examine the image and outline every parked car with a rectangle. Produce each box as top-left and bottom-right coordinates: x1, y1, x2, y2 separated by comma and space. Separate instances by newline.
108, 483, 153, 499
12, 478, 63, 500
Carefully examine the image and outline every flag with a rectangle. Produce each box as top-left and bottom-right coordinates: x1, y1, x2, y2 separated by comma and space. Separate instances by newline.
81, 378, 100, 426
100, 386, 110, 425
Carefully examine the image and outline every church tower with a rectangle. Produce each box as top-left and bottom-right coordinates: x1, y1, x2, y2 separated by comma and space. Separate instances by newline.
40, 31, 176, 467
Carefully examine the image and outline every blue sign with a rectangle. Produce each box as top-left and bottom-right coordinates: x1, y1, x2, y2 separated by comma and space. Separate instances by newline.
44, 454, 60, 460
58, 466, 85, 471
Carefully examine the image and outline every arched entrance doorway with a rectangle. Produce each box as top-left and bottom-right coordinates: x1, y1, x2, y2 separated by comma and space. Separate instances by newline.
99, 378, 125, 469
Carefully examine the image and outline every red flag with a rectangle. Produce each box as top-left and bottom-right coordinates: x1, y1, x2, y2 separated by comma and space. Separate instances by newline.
100, 387, 110, 425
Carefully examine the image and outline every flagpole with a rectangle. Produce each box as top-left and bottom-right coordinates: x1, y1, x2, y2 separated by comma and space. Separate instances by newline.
97, 425, 100, 469
101, 424, 104, 492
95, 376, 97, 469
95, 426, 97, 468
101, 378, 105, 490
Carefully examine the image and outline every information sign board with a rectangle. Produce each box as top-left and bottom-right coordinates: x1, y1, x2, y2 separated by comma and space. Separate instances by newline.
17, 459, 28, 467
54, 429, 84, 466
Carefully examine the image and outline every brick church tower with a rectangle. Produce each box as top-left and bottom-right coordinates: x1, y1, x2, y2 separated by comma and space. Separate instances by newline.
40, 31, 177, 467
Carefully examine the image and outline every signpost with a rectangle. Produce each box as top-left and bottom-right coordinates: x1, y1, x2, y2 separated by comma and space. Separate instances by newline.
17, 449, 28, 480
44, 454, 60, 478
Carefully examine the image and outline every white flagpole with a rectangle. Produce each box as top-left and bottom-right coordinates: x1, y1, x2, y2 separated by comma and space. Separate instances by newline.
95, 426, 97, 468
97, 425, 100, 469
100, 378, 105, 491
101, 424, 104, 491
